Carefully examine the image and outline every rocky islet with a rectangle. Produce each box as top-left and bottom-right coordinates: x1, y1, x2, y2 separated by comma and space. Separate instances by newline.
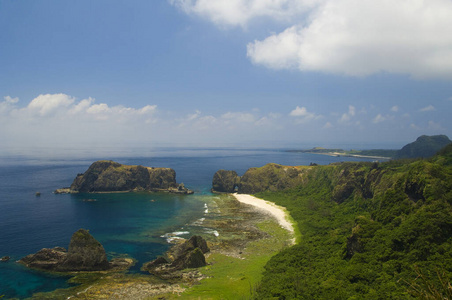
55, 160, 193, 194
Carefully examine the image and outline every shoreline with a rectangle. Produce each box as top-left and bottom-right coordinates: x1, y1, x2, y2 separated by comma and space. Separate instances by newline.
232, 193, 296, 244
25, 193, 295, 299
304, 151, 392, 160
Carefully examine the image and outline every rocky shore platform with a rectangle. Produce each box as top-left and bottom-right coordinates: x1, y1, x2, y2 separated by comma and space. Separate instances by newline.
26, 194, 295, 299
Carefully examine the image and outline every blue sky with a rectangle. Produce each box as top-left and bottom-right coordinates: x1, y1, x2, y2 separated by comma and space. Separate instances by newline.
1, 0, 451, 155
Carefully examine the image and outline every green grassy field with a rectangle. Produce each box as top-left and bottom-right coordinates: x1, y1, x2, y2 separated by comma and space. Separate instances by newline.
153, 220, 295, 300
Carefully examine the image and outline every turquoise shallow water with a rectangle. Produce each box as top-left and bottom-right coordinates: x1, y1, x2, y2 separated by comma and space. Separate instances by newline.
0, 148, 378, 299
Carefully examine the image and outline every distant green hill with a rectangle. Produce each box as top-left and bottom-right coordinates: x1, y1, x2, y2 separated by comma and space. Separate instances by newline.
395, 135, 451, 159
290, 135, 451, 160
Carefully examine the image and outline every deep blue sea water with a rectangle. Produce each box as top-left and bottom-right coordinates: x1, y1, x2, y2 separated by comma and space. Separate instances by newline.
0, 148, 378, 299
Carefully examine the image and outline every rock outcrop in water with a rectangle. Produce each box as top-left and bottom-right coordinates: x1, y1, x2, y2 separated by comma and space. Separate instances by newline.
142, 235, 209, 276
19, 229, 133, 272
55, 160, 193, 194
212, 170, 240, 193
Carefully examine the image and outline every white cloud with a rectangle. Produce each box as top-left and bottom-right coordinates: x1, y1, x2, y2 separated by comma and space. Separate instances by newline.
0, 94, 160, 147
221, 111, 255, 123
169, 0, 318, 28
338, 105, 355, 123
391, 106, 399, 112
1, 96, 19, 114
69, 97, 95, 114
27, 93, 75, 116
410, 123, 420, 130
323, 121, 333, 129
249, 0, 452, 78
289, 106, 321, 123
373, 114, 386, 124
172, 0, 452, 79
419, 105, 436, 112
186, 110, 202, 121
4, 96, 19, 104
427, 120, 444, 130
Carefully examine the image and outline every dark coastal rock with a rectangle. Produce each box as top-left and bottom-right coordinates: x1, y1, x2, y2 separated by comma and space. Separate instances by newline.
1, 256, 11, 262
168, 235, 210, 261
142, 256, 168, 270
19, 247, 67, 270
19, 229, 132, 272
60, 229, 109, 271
212, 170, 240, 193
142, 235, 209, 275
171, 248, 206, 270
56, 160, 193, 194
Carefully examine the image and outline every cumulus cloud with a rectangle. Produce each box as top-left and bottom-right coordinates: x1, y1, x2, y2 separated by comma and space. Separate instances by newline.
250, 0, 452, 78
221, 111, 256, 123
419, 105, 436, 112
338, 105, 355, 123
0, 96, 19, 113
4, 96, 19, 104
391, 106, 399, 112
186, 110, 202, 121
373, 114, 386, 124
172, 0, 452, 79
169, 0, 318, 27
1, 94, 292, 151
289, 106, 321, 123
0, 94, 159, 149
26, 93, 75, 116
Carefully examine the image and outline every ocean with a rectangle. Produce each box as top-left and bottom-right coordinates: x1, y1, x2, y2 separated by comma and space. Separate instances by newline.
0, 148, 377, 299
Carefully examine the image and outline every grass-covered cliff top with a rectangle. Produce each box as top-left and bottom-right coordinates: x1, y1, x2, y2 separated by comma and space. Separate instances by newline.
254, 143, 452, 299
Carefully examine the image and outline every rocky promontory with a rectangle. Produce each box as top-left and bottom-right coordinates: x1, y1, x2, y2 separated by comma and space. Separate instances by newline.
212, 163, 311, 194
19, 229, 133, 272
55, 160, 193, 194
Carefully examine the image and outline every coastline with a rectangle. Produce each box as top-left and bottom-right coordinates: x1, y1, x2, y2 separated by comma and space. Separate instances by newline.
232, 193, 297, 244
30, 193, 293, 299
304, 151, 392, 160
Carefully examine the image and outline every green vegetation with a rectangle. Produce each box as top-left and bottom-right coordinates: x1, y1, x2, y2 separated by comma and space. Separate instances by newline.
395, 135, 452, 159
158, 220, 292, 300
254, 143, 452, 299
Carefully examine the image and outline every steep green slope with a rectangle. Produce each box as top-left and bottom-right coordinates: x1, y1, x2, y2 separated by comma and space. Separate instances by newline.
254, 145, 452, 299
395, 135, 451, 159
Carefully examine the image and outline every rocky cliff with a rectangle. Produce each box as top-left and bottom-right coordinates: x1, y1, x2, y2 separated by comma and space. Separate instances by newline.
19, 229, 133, 272
56, 160, 193, 194
211, 163, 313, 194
211, 170, 240, 193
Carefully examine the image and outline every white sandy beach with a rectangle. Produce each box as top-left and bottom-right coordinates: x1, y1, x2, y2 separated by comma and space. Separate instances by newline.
232, 193, 295, 235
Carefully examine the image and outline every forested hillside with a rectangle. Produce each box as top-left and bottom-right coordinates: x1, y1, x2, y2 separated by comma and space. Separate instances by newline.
255, 143, 452, 299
